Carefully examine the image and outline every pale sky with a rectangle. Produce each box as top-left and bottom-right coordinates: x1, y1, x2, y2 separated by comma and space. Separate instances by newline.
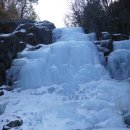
35, 0, 68, 27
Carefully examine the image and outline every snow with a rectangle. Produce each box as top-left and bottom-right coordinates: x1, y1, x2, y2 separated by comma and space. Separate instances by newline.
0, 33, 12, 37
0, 79, 130, 130
1, 27, 130, 130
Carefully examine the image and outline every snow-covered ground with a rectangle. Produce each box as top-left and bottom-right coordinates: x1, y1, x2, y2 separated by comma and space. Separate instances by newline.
0, 27, 130, 130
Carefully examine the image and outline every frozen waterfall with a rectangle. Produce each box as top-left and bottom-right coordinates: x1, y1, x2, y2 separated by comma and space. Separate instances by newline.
2, 27, 130, 130
7, 27, 108, 92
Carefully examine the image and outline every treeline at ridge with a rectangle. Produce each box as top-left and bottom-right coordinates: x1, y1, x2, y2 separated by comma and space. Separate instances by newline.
65, 0, 130, 35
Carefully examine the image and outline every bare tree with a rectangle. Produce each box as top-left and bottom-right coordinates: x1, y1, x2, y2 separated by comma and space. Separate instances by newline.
0, 0, 38, 20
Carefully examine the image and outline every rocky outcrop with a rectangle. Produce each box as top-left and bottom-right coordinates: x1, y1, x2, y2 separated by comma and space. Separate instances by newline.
0, 34, 26, 86
0, 21, 55, 86
13, 21, 55, 45
99, 32, 129, 41
112, 34, 129, 41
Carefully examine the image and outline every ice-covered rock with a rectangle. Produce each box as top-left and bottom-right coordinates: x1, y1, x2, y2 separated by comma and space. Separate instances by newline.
107, 49, 130, 80
107, 39, 130, 79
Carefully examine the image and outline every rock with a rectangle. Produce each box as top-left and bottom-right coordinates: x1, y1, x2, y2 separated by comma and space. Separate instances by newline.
0, 90, 4, 96
112, 34, 129, 41
0, 34, 26, 86
28, 45, 43, 51
124, 115, 130, 127
2, 119, 23, 130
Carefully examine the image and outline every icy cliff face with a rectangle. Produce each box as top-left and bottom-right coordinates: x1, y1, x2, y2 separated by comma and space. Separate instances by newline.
7, 27, 108, 93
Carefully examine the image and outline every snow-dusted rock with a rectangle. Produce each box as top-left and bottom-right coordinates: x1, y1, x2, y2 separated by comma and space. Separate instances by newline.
94, 40, 113, 57
14, 21, 55, 45
101, 32, 111, 40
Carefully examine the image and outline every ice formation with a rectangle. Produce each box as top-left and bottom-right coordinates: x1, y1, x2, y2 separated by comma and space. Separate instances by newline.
7, 27, 108, 93
108, 39, 130, 79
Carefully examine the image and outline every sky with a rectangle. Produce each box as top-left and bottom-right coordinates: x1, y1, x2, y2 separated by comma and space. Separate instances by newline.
35, 0, 68, 27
